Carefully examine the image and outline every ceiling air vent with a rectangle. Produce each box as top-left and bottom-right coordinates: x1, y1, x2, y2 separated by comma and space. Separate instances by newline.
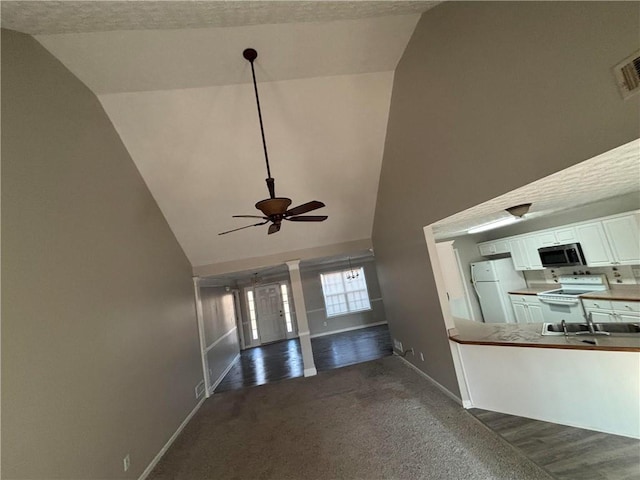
613, 50, 640, 99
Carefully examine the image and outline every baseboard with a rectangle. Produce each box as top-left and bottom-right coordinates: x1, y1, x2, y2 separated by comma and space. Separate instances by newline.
138, 397, 205, 480
309, 321, 388, 339
396, 355, 463, 406
208, 353, 240, 395
304, 367, 317, 377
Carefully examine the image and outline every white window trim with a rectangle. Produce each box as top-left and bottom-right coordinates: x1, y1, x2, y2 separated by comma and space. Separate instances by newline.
320, 267, 372, 318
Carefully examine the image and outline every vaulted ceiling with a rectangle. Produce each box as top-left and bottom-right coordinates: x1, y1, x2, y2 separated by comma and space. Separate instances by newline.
5, 2, 635, 271
2, 1, 439, 269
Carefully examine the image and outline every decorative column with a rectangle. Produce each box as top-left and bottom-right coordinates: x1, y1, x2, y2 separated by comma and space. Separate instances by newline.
286, 260, 317, 377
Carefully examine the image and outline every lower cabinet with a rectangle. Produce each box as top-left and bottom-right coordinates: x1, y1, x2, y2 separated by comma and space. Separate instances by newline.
509, 295, 544, 323
581, 298, 640, 322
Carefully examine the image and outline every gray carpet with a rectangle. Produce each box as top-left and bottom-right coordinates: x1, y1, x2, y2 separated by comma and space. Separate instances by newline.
149, 356, 552, 479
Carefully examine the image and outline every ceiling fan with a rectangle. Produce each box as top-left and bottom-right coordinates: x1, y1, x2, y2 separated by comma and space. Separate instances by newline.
219, 48, 327, 236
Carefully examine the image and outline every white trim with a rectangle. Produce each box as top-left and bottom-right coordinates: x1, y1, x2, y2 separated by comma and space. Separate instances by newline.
204, 326, 238, 353
304, 367, 317, 377
309, 321, 388, 338
208, 353, 240, 394
192, 278, 211, 398
138, 397, 205, 480
396, 355, 463, 406
306, 297, 383, 314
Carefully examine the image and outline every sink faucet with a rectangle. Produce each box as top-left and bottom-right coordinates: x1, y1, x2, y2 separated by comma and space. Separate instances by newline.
561, 319, 568, 338
576, 312, 610, 336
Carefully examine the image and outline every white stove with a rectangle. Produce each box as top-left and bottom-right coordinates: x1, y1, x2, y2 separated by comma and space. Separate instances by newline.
537, 275, 609, 323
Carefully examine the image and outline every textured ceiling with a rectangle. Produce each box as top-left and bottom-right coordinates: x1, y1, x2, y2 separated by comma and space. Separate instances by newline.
432, 139, 640, 239
1, 1, 439, 34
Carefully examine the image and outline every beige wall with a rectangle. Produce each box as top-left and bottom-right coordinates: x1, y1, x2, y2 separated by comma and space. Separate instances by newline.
372, 2, 640, 395
2, 29, 203, 479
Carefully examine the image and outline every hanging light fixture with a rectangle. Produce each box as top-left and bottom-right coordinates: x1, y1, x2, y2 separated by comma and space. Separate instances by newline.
346, 256, 359, 280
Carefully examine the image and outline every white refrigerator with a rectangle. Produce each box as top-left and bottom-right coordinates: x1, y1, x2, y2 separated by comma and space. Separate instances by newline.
470, 258, 526, 324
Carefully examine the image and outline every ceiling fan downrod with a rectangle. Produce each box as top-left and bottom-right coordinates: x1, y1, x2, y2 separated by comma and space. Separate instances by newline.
243, 48, 276, 199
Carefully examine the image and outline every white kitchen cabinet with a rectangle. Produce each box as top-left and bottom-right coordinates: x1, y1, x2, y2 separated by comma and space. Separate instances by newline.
587, 310, 615, 323
602, 213, 640, 265
617, 312, 640, 322
527, 302, 545, 323
509, 238, 529, 270
509, 294, 543, 323
512, 302, 528, 323
575, 213, 640, 266
582, 298, 640, 323
574, 222, 615, 266
476, 210, 638, 270
509, 236, 544, 271
478, 239, 510, 256
537, 227, 577, 247
523, 236, 544, 269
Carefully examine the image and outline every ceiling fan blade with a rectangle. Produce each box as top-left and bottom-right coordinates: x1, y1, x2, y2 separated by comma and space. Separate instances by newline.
286, 215, 328, 222
218, 221, 269, 235
285, 201, 325, 217
233, 215, 268, 220
268, 222, 281, 235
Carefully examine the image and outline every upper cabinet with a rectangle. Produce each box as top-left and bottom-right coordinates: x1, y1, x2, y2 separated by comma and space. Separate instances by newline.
507, 236, 544, 271
602, 213, 640, 264
575, 213, 640, 266
478, 211, 639, 269
478, 239, 510, 256
536, 227, 577, 247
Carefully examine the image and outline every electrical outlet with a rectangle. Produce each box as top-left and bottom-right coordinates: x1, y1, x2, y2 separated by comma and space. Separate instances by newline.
420, 352, 424, 362
323, 321, 327, 327
393, 339, 403, 352
195, 380, 205, 399
123, 454, 130, 472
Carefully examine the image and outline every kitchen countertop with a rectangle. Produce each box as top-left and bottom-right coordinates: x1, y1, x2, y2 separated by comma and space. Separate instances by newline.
508, 284, 640, 301
449, 319, 640, 352
579, 285, 640, 301
508, 286, 551, 295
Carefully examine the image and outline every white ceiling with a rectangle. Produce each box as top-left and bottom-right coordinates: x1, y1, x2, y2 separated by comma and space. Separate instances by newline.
1, 1, 439, 34
0, 2, 438, 269
99, 71, 394, 267
432, 139, 640, 239
34, 15, 422, 93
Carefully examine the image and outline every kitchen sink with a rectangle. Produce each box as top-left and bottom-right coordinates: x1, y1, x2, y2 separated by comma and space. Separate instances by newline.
542, 322, 640, 336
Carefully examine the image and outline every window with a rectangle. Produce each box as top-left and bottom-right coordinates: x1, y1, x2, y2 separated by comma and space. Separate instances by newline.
246, 290, 259, 340
280, 284, 294, 333
320, 267, 371, 317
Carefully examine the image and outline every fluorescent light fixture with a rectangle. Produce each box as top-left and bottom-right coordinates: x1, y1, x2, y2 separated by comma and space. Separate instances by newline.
467, 216, 522, 234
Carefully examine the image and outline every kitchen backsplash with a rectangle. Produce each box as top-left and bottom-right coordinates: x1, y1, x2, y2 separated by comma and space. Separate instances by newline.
524, 265, 640, 287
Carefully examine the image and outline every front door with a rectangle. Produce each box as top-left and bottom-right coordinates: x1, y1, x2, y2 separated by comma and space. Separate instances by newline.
254, 284, 286, 344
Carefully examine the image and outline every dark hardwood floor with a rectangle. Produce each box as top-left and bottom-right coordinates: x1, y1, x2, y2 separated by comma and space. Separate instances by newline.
214, 324, 392, 393
312, 324, 393, 371
470, 408, 640, 480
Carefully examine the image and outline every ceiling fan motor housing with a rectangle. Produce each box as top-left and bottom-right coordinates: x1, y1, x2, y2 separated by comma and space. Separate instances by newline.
255, 197, 292, 217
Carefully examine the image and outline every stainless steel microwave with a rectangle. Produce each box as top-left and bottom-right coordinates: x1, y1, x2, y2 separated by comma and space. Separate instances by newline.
538, 243, 587, 268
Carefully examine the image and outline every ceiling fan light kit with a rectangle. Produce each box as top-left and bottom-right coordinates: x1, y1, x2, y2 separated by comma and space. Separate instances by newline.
218, 48, 328, 236
505, 203, 532, 218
